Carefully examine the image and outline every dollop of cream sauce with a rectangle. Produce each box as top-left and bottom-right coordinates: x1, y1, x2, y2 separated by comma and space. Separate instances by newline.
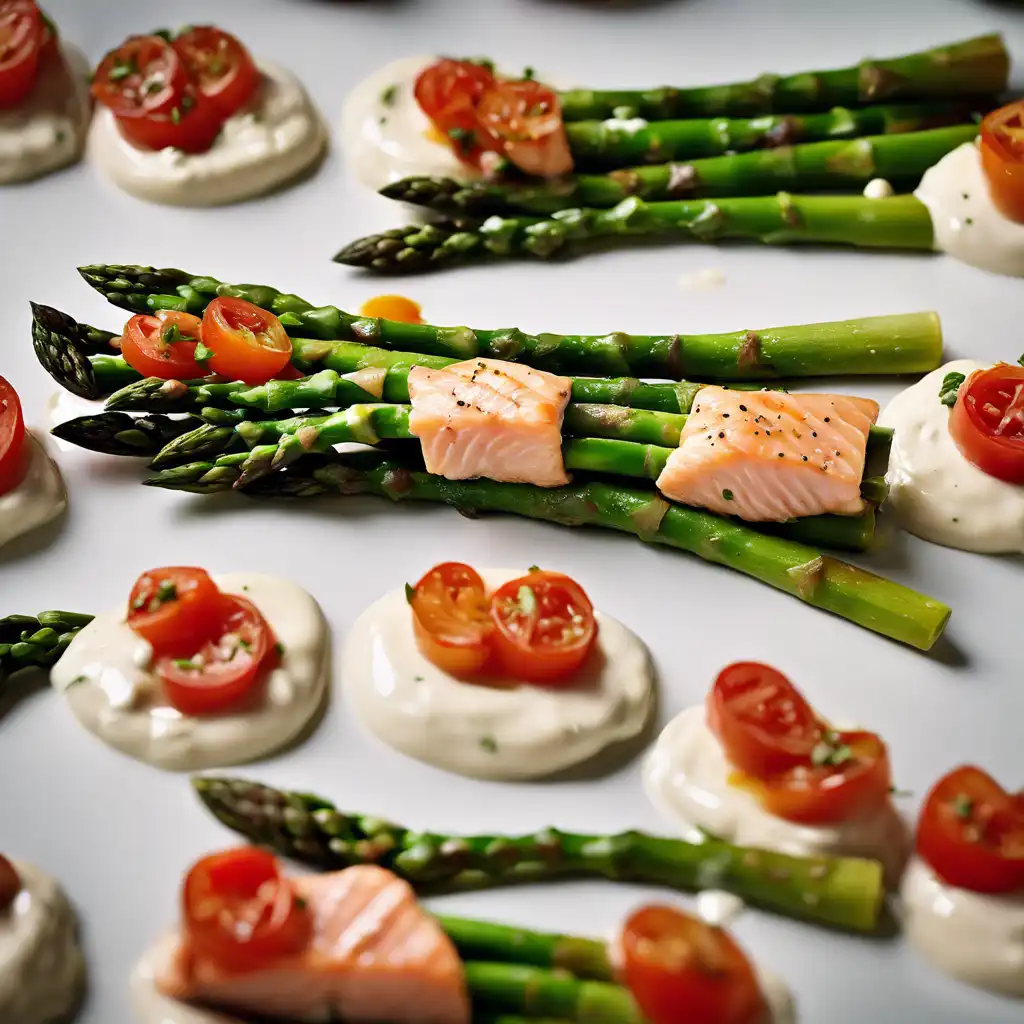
0, 433, 66, 553
643, 706, 908, 881
862, 177, 894, 199
340, 55, 478, 191
0, 861, 84, 1024
342, 569, 654, 780
915, 140, 1024, 277
0, 43, 90, 184
880, 360, 1024, 553
50, 573, 330, 771
901, 856, 1024, 997
89, 61, 325, 206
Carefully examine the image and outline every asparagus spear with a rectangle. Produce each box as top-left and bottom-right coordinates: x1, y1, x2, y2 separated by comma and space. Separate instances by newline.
334, 193, 936, 273
74, 273, 944, 378
564, 100, 981, 168
193, 775, 886, 932
382, 125, 978, 215
556, 34, 1008, 120
156, 449, 949, 648
1, 612, 93, 688
50, 411, 205, 457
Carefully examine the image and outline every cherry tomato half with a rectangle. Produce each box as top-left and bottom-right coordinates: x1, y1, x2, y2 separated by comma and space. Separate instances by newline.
0, 375, 28, 497
489, 570, 596, 684
121, 310, 205, 380
414, 58, 497, 165
157, 595, 275, 716
916, 765, 1024, 894
706, 662, 820, 778
980, 101, 1024, 224
114, 85, 224, 154
0, 854, 20, 911
410, 562, 493, 678
358, 294, 423, 325
173, 25, 259, 119
183, 848, 311, 971
620, 905, 765, 1024
201, 297, 292, 385
475, 79, 574, 178
0, 1, 42, 109
949, 364, 1024, 484
92, 34, 187, 118
126, 566, 223, 657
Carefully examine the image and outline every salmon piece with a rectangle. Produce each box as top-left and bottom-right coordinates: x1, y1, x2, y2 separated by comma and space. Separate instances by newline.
656, 386, 879, 521
156, 865, 470, 1024
407, 357, 572, 487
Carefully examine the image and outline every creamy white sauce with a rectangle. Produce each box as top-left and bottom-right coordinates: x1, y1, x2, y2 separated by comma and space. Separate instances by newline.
0, 861, 84, 1024
340, 55, 479, 191
50, 573, 329, 771
901, 856, 1024, 997
862, 177, 894, 199
679, 267, 726, 291
0, 433, 66, 553
0, 43, 90, 185
880, 360, 1024, 553
89, 62, 325, 206
46, 389, 108, 451
600, 116, 649, 136
342, 569, 654, 780
643, 707, 908, 882
916, 140, 1024, 277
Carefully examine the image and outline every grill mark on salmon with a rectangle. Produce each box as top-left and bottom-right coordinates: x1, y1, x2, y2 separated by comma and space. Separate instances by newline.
656, 386, 879, 521
407, 358, 572, 487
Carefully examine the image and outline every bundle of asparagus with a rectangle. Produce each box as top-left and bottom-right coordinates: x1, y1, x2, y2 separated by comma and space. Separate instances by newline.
335, 36, 1008, 272
0, 611, 93, 691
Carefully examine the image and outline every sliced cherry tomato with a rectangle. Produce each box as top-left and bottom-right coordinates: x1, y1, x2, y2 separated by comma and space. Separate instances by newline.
183, 848, 310, 971
173, 25, 259, 119
37, 5, 56, 64
475, 79, 573, 178
620, 905, 765, 1024
201, 297, 292, 385
92, 35, 188, 118
0, 1, 42, 109
157, 595, 275, 716
980, 101, 1024, 224
0, 854, 20, 911
358, 294, 423, 325
121, 310, 205, 380
114, 85, 224, 153
916, 765, 1024, 894
489, 569, 596, 684
0, 375, 28, 497
127, 567, 223, 657
414, 58, 497, 165
949, 364, 1024, 484
410, 562, 493, 678
706, 662, 820, 778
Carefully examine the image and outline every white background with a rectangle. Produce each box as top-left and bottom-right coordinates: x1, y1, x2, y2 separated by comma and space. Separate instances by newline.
2, 0, 1023, 1021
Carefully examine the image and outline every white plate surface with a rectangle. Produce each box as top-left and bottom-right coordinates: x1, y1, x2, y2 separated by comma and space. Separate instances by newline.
2, 1, 1023, 1021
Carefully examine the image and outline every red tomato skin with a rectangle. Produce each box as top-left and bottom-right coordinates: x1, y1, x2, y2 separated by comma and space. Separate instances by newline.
120, 311, 205, 380
980, 102, 1024, 225
172, 26, 260, 119
488, 570, 596, 685
0, 854, 20, 911
949, 365, 1024, 484
414, 58, 497, 165
92, 35, 188, 118
915, 765, 1024, 894
115, 86, 224, 153
0, 1, 42, 109
0, 375, 28, 496
126, 567, 223, 657
201, 297, 292, 385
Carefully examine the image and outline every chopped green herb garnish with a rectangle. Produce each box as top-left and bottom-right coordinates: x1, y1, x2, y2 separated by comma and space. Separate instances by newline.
162, 323, 184, 344
152, 28, 173, 42
180, 93, 195, 112
479, 736, 498, 753
810, 732, 853, 767
722, 489, 734, 501
939, 371, 966, 407
523, 66, 535, 80
274, 642, 285, 658
108, 58, 137, 83
516, 584, 537, 617
155, 579, 177, 605
70, 675, 87, 687
380, 84, 398, 107
413, 675, 424, 682
528, 564, 540, 573
170, 106, 182, 125
447, 126, 475, 154
173, 659, 200, 671
193, 341, 214, 363
294, 896, 307, 910
889, 786, 913, 798
238, 639, 252, 651
952, 793, 974, 820
405, 583, 416, 604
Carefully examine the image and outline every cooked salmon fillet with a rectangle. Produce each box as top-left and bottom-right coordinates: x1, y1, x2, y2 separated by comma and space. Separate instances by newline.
407, 357, 572, 487
656, 386, 880, 521
156, 865, 470, 1024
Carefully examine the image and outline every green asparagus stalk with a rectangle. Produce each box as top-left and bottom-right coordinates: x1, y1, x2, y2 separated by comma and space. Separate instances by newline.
466, 963, 644, 1022
564, 101, 981, 168
1, 612, 94, 688
474, 1016, 576, 1024
382, 125, 978, 215
193, 775, 886, 932
438, 918, 614, 982
74, 272, 945, 378
158, 449, 949, 648
50, 412, 206, 457
556, 34, 1008, 120
334, 193, 936, 273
